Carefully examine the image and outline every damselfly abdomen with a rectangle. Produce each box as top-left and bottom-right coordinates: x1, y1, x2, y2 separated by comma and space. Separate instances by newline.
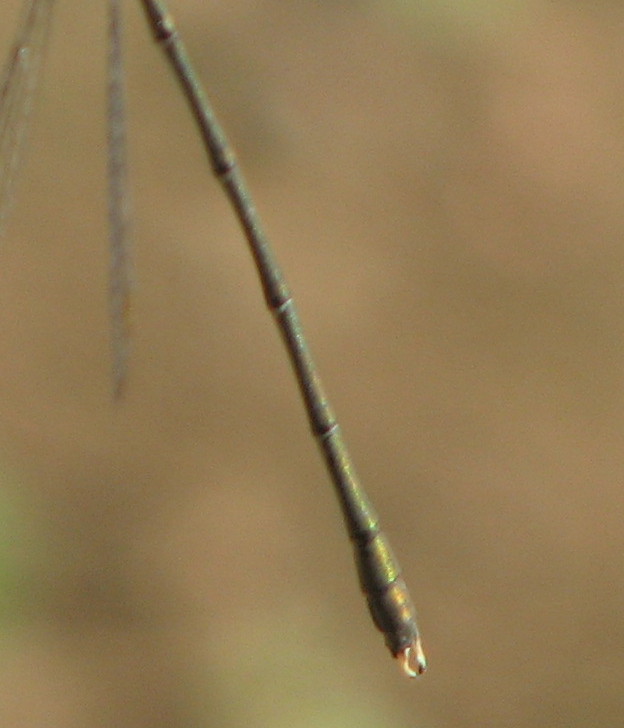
0, 0, 426, 678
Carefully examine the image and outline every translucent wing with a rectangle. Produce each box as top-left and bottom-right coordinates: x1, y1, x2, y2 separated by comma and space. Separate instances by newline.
0, 0, 56, 236
107, 0, 133, 397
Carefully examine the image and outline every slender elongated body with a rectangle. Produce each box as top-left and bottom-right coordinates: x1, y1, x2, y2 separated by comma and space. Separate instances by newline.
138, 0, 426, 677
0, 0, 426, 677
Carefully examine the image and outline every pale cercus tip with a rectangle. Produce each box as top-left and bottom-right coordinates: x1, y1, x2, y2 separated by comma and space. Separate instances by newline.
398, 638, 427, 678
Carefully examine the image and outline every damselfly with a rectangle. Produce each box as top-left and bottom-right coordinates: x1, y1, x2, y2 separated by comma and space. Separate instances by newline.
0, 0, 427, 678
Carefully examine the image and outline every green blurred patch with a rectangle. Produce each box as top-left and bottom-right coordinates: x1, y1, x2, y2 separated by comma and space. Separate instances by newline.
0, 465, 27, 622
196, 601, 427, 728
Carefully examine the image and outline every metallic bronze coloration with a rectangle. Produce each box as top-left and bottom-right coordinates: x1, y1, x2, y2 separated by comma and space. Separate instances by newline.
139, 0, 426, 676
0, 0, 426, 677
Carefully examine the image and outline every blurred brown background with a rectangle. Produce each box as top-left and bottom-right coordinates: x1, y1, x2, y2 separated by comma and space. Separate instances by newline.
1, 1, 623, 726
